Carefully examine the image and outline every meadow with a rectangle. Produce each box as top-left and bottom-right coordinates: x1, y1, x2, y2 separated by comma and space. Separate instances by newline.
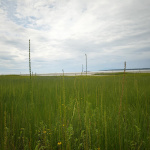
0, 73, 150, 150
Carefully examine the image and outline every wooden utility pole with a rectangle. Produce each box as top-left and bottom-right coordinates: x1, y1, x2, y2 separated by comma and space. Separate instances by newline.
29, 39, 31, 79
85, 54, 87, 75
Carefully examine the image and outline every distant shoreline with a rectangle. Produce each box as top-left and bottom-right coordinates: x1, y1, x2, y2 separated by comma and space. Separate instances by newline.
1, 68, 150, 76
99, 68, 150, 71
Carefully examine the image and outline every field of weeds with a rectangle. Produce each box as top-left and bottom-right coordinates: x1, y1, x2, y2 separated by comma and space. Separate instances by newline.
0, 73, 150, 149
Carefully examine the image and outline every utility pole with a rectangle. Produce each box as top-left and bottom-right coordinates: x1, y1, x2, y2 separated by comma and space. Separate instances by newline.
29, 39, 31, 79
124, 61, 126, 72
82, 64, 83, 72
85, 54, 87, 75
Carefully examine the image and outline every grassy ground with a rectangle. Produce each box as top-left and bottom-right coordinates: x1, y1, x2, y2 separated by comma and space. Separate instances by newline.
0, 73, 150, 150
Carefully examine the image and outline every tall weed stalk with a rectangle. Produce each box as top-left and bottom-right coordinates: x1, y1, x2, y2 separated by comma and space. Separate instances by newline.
118, 61, 126, 150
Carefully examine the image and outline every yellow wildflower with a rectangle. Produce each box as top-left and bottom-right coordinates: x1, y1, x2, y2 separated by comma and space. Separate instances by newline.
43, 131, 46, 134
58, 142, 62, 145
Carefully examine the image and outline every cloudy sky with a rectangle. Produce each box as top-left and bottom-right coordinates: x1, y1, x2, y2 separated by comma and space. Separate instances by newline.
0, 0, 150, 74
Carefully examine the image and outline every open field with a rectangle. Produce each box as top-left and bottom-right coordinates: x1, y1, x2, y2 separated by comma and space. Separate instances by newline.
2, 69, 150, 76
0, 73, 150, 149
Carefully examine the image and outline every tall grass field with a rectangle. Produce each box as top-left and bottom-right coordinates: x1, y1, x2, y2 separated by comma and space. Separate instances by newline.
0, 73, 150, 149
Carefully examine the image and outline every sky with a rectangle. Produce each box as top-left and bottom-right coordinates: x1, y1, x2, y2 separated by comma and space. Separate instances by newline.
0, 0, 150, 74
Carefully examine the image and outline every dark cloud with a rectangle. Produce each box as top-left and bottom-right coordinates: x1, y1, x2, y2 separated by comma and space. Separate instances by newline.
0, 55, 16, 60
0, 39, 28, 51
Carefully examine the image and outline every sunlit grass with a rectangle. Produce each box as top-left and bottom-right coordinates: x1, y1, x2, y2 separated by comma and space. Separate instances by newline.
0, 74, 150, 149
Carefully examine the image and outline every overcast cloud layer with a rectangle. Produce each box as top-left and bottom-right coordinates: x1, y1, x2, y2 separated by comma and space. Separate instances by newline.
0, 0, 150, 74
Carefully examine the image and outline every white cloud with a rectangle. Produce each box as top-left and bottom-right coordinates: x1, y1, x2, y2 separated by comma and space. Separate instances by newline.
0, 0, 150, 74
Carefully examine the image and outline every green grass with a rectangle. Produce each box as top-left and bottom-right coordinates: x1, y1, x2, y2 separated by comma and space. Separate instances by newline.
0, 74, 150, 149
